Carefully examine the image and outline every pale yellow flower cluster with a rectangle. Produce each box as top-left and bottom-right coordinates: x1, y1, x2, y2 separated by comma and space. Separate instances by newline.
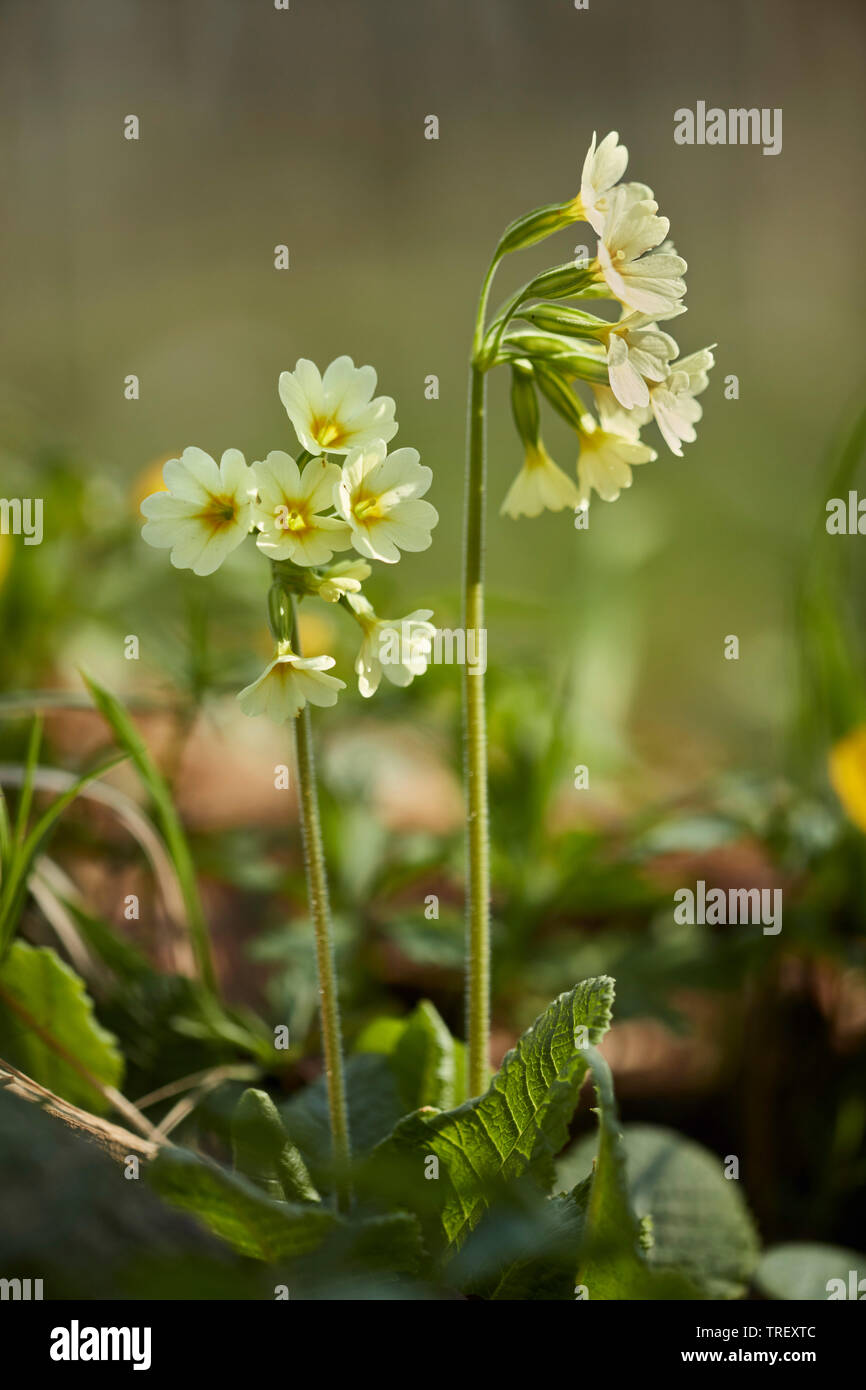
140, 359, 439, 720
497, 132, 715, 518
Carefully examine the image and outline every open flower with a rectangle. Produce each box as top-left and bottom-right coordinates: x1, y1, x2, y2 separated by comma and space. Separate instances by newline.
347, 593, 436, 697
594, 185, 687, 315
140, 447, 257, 576
315, 558, 371, 603
336, 440, 438, 563
237, 641, 345, 722
631, 348, 714, 456
253, 452, 349, 565
278, 357, 397, 456
571, 130, 630, 234
604, 316, 681, 410
576, 414, 657, 506
501, 440, 580, 519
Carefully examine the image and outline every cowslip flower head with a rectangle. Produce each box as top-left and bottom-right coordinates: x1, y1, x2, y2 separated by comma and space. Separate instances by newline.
595, 185, 687, 315
336, 440, 438, 563
315, 558, 371, 603
577, 412, 657, 507
347, 593, 436, 698
237, 640, 345, 722
278, 357, 397, 456
501, 440, 580, 519
140, 447, 257, 576
253, 451, 350, 565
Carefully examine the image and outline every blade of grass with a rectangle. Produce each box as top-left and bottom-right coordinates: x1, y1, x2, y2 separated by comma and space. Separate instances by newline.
0, 753, 128, 954
81, 673, 217, 995
13, 716, 43, 846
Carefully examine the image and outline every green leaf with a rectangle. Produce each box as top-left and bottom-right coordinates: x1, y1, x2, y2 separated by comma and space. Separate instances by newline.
754, 1243, 866, 1301
82, 673, 216, 992
148, 1147, 335, 1262
231, 1088, 320, 1204
574, 1048, 700, 1300
356, 1000, 463, 1111
365, 976, 615, 1252
560, 1123, 760, 1298
0, 941, 123, 1113
280, 1053, 405, 1188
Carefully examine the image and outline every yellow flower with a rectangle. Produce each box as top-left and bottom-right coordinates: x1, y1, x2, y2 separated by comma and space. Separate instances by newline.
141, 447, 257, 576
829, 726, 866, 833
278, 357, 397, 456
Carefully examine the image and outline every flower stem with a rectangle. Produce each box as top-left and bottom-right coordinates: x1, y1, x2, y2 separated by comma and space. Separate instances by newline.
463, 255, 500, 1096
290, 597, 352, 1210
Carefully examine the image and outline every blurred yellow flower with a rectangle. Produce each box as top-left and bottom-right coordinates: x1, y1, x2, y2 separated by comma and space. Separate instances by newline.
131, 454, 173, 512
829, 726, 866, 833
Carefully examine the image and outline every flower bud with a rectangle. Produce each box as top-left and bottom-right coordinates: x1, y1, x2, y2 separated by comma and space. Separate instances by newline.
523, 262, 598, 301
503, 331, 609, 385
495, 202, 579, 258
509, 364, 540, 446
519, 303, 609, 337
534, 365, 593, 431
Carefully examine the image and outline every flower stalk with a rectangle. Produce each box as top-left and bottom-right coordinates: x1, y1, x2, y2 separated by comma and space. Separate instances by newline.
289, 594, 352, 1211
463, 258, 501, 1096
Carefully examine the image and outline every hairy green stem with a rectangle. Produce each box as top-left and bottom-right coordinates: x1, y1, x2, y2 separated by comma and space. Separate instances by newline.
290, 598, 352, 1209
463, 255, 500, 1097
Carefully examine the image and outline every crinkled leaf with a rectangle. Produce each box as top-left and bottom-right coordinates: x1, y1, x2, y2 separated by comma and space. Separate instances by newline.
356, 1000, 463, 1111
575, 1048, 700, 1300
560, 1122, 760, 1298
149, 1147, 334, 1262
365, 976, 614, 1252
0, 941, 123, 1113
231, 1087, 319, 1204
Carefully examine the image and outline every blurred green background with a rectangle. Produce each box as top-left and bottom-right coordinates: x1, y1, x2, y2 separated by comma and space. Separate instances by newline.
0, 0, 862, 771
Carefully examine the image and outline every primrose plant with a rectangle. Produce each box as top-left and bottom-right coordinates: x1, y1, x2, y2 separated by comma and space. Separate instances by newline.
140, 357, 439, 1208
459, 130, 715, 1094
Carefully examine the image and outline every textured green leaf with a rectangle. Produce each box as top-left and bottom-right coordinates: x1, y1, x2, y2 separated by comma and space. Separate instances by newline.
149, 1147, 335, 1262
754, 1243, 866, 1301
560, 1122, 759, 1298
231, 1087, 320, 1204
356, 1000, 462, 1111
0, 941, 123, 1113
574, 1049, 699, 1300
366, 977, 615, 1251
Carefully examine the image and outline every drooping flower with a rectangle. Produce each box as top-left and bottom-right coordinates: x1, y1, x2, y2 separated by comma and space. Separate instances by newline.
576, 412, 657, 507
347, 593, 436, 698
237, 641, 345, 722
253, 452, 349, 566
315, 558, 371, 603
278, 357, 397, 456
140, 447, 257, 576
501, 440, 580, 518
335, 440, 438, 563
594, 185, 687, 315
604, 313, 682, 410
631, 347, 714, 456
